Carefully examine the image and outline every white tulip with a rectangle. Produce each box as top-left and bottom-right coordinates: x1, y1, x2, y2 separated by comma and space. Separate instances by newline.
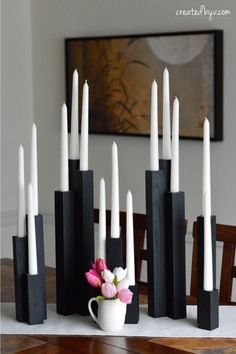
101, 269, 115, 283
113, 267, 127, 282
117, 277, 130, 292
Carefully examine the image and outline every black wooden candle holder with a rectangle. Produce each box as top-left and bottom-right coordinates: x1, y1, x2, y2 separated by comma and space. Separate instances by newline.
12, 236, 28, 322
34, 214, 47, 319
106, 237, 123, 270
197, 215, 218, 330
55, 190, 75, 315
197, 216, 217, 292
159, 159, 171, 191
72, 170, 95, 315
25, 273, 44, 325
125, 284, 139, 324
198, 289, 219, 330
69, 159, 79, 190
165, 191, 186, 319
145, 170, 167, 318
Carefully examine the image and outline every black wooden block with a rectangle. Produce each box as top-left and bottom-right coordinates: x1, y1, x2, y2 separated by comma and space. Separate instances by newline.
197, 215, 217, 291
55, 190, 75, 315
165, 191, 186, 319
198, 289, 219, 330
159, 159, 171, 191
34, 214, 47, 319
12, 236, 28, 322
125, 284, 139, 324
145, 170, 167, 318
72, 170, 95, 315
69, 159, 79, 190
25, 274, 44, 325
106, 237, 123, 270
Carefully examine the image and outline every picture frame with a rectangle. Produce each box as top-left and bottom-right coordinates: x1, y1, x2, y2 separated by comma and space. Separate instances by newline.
65, 30, 223, 140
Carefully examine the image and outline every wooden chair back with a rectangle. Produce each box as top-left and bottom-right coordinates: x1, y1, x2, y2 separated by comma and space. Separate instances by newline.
190, 222, 236, 305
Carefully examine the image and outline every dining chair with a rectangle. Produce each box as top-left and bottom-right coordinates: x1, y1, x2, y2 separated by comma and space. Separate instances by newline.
190, 222, 236, 305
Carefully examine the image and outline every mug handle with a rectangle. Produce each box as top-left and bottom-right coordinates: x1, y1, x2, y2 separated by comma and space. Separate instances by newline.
88, 297, 98, 324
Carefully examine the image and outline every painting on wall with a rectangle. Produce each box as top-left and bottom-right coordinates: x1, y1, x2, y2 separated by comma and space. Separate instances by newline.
65, 30, 223, 140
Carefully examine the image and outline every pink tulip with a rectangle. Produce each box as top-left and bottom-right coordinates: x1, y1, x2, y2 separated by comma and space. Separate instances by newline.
118, 288, 133, 304
92, 258, 108, 274
85, 269, 102, 288
101, 283, 117, 298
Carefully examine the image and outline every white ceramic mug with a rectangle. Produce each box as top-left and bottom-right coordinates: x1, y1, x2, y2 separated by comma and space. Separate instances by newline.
88, 298, 127, 331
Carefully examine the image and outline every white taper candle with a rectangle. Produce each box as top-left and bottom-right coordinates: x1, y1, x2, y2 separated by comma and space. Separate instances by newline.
203, 191, 213, 291
80, 81, 89, 171
126, 190, 135, 286
69, 69, 79, 160
98, 178, 106, 260
162, 68, 171, 159
150, 80, 159, 171
30, 123, 38, 215
170, 97, 179, 193
17, 145, 25, 237
111, 142, 120, 238
60, 104, 69, 191
27, 183, 38, 275
202, 118, 211, 216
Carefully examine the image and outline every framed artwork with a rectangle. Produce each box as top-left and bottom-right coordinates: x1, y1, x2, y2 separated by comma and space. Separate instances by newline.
65, 30, 223, 140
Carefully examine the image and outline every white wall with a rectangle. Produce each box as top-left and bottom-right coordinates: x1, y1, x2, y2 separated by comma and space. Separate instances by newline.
1, 0, 33, 257
1, 0, 236, 296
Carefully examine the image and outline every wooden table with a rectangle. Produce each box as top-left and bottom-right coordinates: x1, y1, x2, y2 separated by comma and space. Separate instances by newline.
1, 259, 236, 354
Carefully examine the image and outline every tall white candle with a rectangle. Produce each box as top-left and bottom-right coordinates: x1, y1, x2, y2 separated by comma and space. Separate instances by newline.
126, 191, 135, 286
162, 68, 171, 159
80, 81, 89, 171
203, 191, 213, 291
202, 118, 211, 216
111, 142, 120, 238
30, 123, 38, 215
170, 97, 179, 193
17, 145, 25, 237
27, 183, 38, 275
69, 69, 79, 160
150, 80, 159, 171
98, 178, 106, 260
60, 104, 69, 191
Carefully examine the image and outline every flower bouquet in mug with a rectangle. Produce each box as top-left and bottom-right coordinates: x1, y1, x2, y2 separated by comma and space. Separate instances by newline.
86, 258, 133, 331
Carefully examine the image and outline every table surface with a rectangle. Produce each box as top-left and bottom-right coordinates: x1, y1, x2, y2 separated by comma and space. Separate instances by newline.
1, 258, 236, 354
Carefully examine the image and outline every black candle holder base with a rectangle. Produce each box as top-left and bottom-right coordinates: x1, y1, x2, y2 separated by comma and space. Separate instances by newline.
106, 238, 123, 270
12, 236, 28, 322
55, 190, 75, 315
125, 284, 139, 324
159, 159, 171, 191
198, 289, 219, 330
25, 274, 44, 325
165, 191, 186, 320
72, 170, 95, 316
69, 159, 79, 190
35, 214, 47, 320
146, 170, 167, 318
